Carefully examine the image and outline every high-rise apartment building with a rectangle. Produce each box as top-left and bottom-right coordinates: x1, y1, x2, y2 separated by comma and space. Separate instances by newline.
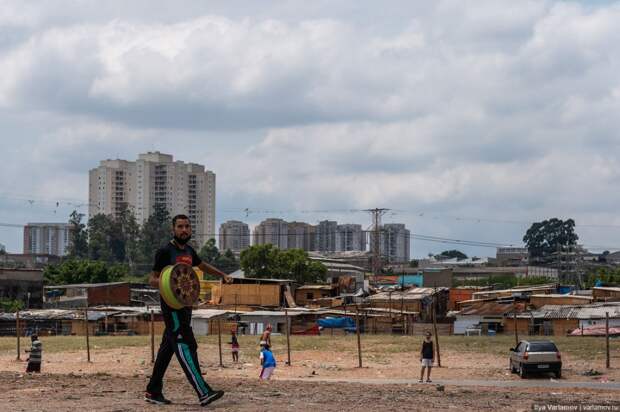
316, 220, 338, 253
23, 223, 73, 256
89, 152, 216, 246
287, 222, 316, 251
336, 224, 366, 252
371, 223, 410, 263
219, 220, 250, 252
253, 218, 288, 249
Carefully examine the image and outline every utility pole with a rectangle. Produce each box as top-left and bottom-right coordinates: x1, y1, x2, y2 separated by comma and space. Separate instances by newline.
364, 208, 389, 277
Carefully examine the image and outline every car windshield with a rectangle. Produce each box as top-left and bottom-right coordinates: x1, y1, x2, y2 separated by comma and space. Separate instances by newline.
528, 342, 558, 352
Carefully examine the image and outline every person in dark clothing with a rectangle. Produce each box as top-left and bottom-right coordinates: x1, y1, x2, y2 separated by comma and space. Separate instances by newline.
229, 330, 240, 363
419, 331, 434, 383
145, 214, 232, 407
25, 334, 42, 373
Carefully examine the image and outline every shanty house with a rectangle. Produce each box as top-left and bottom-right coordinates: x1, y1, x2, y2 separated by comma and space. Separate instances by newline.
592, 287, 620, 302
295, 285, 338, 306
449, 286, 492, 310
209, 278, 295, 309
44, 282, 131, 308
506, 303, 620, 336
529, 294, 593, 308
0, 268, 44, 308
452, 301, 526, 335
368, 287, 448, 321
471, 284, 557, 301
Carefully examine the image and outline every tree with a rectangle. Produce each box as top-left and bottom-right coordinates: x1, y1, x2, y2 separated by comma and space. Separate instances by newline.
240, 244, 282, 278
279, 249, 327, 283
240, 245, 326, 283
67, 210, 88, 258
116, 206, 141, 269
0, 298, 23, 312
215, 249, 240, 274
139, 203, 171, 265
523, 218, 578, 259
44, 259, 128, 285
599, 250, 610, 263
198, 239, 240, 275
437, 250, 468, 260
199, 238, 220, 264
87, 213, 116, 262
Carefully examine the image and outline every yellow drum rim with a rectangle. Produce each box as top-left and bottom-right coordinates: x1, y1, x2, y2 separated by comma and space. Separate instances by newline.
159, 265, 185, 309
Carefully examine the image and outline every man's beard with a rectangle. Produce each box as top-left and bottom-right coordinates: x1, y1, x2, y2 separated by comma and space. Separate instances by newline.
174, 234, 191, 245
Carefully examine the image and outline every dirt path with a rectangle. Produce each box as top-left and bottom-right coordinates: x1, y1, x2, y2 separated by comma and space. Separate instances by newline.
281, 376, 620, 390
1, 372, 619, 412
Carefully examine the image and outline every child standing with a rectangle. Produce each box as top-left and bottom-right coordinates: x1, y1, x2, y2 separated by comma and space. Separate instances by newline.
419, 331, 434, 383
25, 334, 42, 373
259, 344, 276, 380
230, 330, 240, 363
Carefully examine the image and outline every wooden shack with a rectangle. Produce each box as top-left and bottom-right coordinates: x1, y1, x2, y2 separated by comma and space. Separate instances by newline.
449, 287, 492, 310
209, 278, 294, 309
530, 294, 593, 308
592, 287, 620, 302
295, 285, 337, 306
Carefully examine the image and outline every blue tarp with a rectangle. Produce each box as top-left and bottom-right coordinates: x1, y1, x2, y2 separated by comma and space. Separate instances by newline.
317, 317, 355, 329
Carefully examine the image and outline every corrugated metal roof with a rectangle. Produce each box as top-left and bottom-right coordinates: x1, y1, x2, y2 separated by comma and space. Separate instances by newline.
239, 311, 305, 317
191, 309, 232, 319
593, 286, 620, 293
297, 285, 335, 290
458, 302, 526, 316
520, 303, 620, 319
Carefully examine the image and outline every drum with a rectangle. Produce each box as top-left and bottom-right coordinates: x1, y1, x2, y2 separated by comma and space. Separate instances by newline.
159, 263, 201, 309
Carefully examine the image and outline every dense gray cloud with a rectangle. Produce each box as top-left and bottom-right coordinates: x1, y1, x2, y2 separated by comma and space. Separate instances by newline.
1, 0, 620, 257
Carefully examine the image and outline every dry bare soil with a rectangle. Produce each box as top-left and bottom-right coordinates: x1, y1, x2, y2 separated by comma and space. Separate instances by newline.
0, 335, 618, 411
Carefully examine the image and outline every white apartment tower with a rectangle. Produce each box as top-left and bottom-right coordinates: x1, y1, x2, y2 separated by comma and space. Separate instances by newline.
219, 220, 250, 252
89, 152, 216, 246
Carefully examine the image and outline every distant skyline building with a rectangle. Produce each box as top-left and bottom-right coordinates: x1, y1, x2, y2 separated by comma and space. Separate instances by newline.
316, 220, 338, 253
23, 223, 73, 256
287, 222, 317, 251
219, 220, 250, 252
336, 224, 366, 252
253, 218, 288, 249
371, 223, 410, 263
88, 152, 216, 246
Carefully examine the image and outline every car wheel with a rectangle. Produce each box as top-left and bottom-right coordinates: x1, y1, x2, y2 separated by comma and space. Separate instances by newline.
519, 364, 527, 379
554, 370, 561, 379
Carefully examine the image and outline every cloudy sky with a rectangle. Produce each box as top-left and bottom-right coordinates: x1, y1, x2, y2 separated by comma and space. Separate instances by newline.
1, 0, 620, 258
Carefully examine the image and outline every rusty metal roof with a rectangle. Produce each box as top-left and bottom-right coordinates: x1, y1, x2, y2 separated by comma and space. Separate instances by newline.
458, 302, 527, 316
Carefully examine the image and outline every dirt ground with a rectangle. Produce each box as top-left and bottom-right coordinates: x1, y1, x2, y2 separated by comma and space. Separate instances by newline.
1, 340, 617, 383
1, 371, 618, 412
1, 336, 618, 411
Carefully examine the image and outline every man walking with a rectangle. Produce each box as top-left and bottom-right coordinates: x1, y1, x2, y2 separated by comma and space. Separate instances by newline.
419, 331, 434, 383
145, 214, 231, 407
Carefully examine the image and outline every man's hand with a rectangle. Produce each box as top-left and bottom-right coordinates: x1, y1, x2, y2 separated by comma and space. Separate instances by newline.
149, 271, 161, 289
198, 262, 230, 282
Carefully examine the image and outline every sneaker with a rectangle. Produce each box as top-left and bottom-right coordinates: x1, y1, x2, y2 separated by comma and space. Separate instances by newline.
199, 390, 225, 407
418, 379, 423, 383
144, 392, 172, 405
426, 379, 432, 383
